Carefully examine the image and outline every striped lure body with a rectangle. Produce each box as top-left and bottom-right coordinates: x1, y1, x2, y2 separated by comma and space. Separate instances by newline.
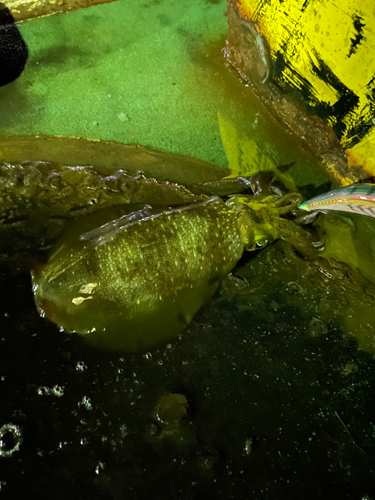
299, 183, 375, 218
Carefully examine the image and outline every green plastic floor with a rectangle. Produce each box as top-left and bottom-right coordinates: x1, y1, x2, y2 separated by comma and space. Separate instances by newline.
0, 0, 327, 187
1, 0, 229, 164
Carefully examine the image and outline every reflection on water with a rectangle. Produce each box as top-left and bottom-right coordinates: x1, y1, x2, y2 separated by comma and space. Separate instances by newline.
1, 239, 375, 498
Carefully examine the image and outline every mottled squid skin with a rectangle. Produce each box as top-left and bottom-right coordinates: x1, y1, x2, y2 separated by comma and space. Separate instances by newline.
32, 193, 306, 352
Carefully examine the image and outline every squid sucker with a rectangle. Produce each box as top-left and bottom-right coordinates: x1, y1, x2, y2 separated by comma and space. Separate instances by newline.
31, 191, 307, 352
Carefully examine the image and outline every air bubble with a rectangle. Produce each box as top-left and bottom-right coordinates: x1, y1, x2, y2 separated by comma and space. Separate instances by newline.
286, 281, 304, 295
308, 317, 328, 338
244, 437, 253, 455
78, 396, 93, 410
76, 361, 87, 371
0, 423, 22, 457
37, 385, 64, 397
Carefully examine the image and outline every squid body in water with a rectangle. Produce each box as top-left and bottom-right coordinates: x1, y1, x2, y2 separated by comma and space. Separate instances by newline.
32, 181, 310, 352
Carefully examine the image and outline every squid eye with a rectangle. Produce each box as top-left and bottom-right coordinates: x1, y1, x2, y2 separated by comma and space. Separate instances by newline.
256, 239, 269, 248
245, 238, 269, 251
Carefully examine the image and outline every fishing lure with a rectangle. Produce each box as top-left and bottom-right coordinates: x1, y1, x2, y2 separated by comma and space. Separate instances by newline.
32, 191, 309, 352
299, 183, 375, 218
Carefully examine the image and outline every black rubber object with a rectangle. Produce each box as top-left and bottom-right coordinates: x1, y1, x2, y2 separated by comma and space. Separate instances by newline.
0, 3, 28, 87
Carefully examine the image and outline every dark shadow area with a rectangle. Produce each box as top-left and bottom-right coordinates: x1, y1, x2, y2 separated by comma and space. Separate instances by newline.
1, 238, 375, 499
